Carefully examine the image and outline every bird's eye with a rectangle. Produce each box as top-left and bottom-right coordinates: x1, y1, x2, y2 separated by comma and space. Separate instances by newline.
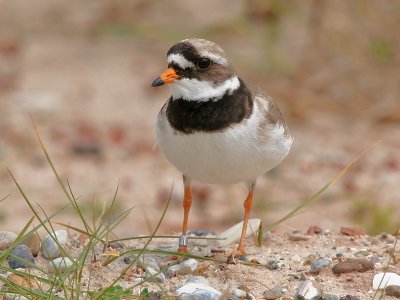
197, 58, 211, 69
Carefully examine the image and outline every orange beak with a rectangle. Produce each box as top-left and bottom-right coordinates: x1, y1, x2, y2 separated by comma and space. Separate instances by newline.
151, 68, 180, 87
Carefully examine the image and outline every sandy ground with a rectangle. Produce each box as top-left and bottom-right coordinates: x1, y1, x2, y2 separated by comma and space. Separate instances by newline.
0, 1, 399, 298
1, 230, 400, 299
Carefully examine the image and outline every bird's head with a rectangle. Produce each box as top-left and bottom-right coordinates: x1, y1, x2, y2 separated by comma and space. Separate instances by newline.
151, 38, 239, 101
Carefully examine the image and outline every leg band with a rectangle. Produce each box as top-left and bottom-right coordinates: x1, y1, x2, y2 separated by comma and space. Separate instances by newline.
178, 235, 188, 247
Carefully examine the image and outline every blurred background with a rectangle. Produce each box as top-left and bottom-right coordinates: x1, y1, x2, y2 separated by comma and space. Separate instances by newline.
0, 0, 399, 237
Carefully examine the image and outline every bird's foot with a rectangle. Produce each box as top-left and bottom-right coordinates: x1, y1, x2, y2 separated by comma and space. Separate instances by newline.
169, 235, 189, 260
226, 247, 248, 264
178, 245, 188, 253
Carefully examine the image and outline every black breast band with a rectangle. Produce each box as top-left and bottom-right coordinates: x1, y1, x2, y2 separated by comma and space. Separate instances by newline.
166, 79, 253, 134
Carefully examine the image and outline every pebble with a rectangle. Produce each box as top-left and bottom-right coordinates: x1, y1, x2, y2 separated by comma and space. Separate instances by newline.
289, 233, 310, 241
354, 249, 369, 257
291, 254, 302, 263
123, 256, 132, 264
231, 288, 247, 298
137, 255, 160, 271
230, 288, 256, 300
41, 230, 68, 259
385, 285, 400, 297
295, 280, 322, 300
47, 257, 74, 274
187, 229, 214, 236
322, 295, 339, 300
71, 138, 102, 155
186, 276, 209, 286
166, 259, 198, 277
0, 231, 17, 250
266, 259, 280, 270
263, 285, 284, 299
372, 272, 400, 290
176, 283, 221, 300
393, 251, 400, 264
303, 254, 317, 265
178, 259, 198, 274
370, 255, 380, 264
165, 264, 180, 278
211, 248, 226, 254
19, 233, 41, 256
310, 258, 332, 272
7, 273, 38, 289
146, 267, 165, 283
236, 254, 258, 263
8, 245, 35, 269
340, 226, 365, 236
307, 225, 322, 235
380, 233, 389, 240
106, 241, 125, 250
332, 258, 374, 274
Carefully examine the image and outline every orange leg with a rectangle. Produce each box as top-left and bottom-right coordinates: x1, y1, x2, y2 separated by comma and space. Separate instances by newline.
178, 176, 192, 253
237, 189, 254, 252
228, 182, 255, 262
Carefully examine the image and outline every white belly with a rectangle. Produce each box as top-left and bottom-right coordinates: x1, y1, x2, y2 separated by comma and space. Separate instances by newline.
155, 102, 292, 184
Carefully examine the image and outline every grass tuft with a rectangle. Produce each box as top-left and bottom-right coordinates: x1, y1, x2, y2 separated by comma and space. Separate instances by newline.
263, 141, 378, 234
0, 120, 382, 299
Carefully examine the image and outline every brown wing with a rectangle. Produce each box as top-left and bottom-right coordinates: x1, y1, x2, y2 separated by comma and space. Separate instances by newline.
247, 82, 291, 139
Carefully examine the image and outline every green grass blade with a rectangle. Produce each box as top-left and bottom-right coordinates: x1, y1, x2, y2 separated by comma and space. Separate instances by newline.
93, 183, 174, 299
31, 117, 91, 233
263, 142, 377, 233
0, 193, 11, 204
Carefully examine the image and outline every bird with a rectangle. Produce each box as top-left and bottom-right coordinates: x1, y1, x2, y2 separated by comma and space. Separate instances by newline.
151, 38, 293, 260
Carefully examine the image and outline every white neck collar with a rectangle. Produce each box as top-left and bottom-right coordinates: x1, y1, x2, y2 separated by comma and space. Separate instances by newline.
169, 76, 240, 101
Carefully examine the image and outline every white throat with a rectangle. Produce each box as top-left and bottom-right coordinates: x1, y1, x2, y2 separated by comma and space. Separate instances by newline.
169, 76, 240, 101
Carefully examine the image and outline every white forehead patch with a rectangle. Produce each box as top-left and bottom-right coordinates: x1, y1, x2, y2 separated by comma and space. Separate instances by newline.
202, 51, 228, 66
167, 53, 194, 69
169, 76, 240, 101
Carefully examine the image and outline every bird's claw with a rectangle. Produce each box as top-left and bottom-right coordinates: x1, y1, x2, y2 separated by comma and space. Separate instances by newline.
226, 247, 248, 264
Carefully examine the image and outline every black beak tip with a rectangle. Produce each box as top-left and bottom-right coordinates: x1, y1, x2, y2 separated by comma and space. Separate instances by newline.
151, 77, 164, 87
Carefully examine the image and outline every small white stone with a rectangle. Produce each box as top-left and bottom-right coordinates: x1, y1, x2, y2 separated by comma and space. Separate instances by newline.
166, 264, 181, 278
146, 267, 165, 283
178, 259, 198, 275
47, 257, 74, 274
291, 254, 302, 263
295, 280, 322, 299
176, 283, 221, 300
41, 230, 68, 259
231, 287, 256, 300
0, 231, 17, 250
263, 285, 284, 299
137, 255, 160, 271
372, 272, 400, 290
232, 288, 246, 298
